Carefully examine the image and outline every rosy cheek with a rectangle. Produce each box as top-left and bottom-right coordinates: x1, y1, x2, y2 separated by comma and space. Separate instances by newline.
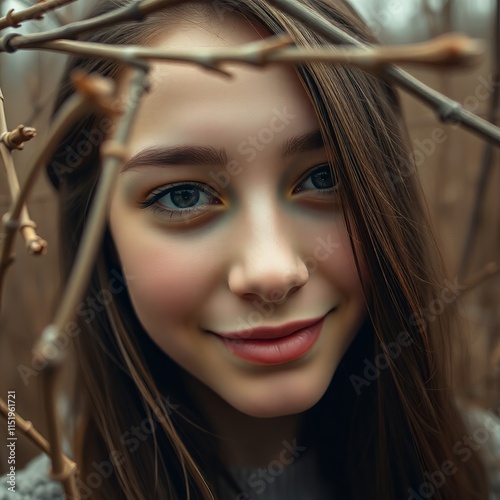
115, 235, 212, 322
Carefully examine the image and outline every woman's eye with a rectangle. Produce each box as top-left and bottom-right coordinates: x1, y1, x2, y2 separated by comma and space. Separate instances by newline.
140, 182, 221, 218
293, 163, 337, 194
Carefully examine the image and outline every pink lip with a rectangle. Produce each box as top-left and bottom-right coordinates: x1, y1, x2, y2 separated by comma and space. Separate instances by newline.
214, 315, 327, 341
210, 313, 329, 365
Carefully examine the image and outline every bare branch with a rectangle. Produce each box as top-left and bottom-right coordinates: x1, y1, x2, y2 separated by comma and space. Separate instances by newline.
458, 0, 500, 280
0, 90, 46, 279
0, 396, 78, 496
0, 73, 117, 309
0, 0, 190, 50
0, 0, 77, 31
7, 32, 485, 73
267, 0, 500, 147
1, 397, 48, 455
0, 118, 43, 255
29, 65, 149, 499
40, 367, 79, 498
1, 124, 37, 150
34, 65, 147, 355
0, 141, 46, 256
0, 0, 497, 144
462, 262, 500, 295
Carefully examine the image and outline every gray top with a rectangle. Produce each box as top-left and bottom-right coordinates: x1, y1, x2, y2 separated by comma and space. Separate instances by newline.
1, 408, 500, 499
0, 454, 63, 500
0, 444, 332, 500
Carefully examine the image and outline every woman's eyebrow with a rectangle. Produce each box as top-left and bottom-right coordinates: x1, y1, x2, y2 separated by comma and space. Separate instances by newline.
121, 145, 228, 171
281, 129, 324, 158
121, 130, 324, 172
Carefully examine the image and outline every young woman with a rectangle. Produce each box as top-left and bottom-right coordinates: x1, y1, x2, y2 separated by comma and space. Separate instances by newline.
1, 0, 498, 498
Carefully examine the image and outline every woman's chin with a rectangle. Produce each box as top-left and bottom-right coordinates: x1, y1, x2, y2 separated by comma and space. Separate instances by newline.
226, 384, 327, 419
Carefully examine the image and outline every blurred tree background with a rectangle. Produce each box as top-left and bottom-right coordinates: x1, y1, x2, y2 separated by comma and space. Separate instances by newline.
351, 0, 500, 406
0, 0, 499, 474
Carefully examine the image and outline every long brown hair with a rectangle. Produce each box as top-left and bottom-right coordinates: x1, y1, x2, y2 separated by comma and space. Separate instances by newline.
48, 0, 489, 498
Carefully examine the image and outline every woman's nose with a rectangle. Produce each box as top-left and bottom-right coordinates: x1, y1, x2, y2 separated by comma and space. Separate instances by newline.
227, 213, 309, 303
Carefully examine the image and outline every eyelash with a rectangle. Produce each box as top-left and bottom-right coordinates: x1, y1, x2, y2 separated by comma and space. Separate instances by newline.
293, 163, 337, 195
140, 163, 337, 219
139, 181, 221, 219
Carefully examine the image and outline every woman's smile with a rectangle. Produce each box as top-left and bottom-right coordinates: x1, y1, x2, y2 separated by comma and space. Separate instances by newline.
209, 310, 332, 366
215, 320, 324, 365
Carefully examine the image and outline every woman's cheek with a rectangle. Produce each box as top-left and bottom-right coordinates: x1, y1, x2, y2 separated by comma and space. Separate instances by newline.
116, 236, 214, 320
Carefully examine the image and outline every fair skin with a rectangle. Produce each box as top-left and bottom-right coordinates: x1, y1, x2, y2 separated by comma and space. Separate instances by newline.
108, 11, 368, 467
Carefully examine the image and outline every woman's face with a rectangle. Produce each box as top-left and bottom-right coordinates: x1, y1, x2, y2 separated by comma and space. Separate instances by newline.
109, 13, 368, 418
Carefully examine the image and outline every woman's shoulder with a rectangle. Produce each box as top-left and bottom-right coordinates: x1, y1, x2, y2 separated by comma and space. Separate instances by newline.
0, 454, 63, 500
460, 404, 500, 499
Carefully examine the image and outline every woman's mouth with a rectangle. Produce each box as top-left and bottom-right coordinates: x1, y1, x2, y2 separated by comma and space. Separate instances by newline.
210, 313, 329, 365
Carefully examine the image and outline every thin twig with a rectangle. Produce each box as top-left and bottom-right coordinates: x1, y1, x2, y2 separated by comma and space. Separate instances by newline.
10, 32, 486, 71
0, 397, 49, 455
0, 396, 78, 495
0, 0, 498, 144
461, 262, 500, 296
0, 142, 47, 255
31, 64, 150, 500
0, 0, 190, 48
0, 0, 77, 31
40, 367, 79, 498
0, 89, 46, 273
458, 0, 500, 280
0, 93, 86, 310
0, 74, 116, 310
267, 0, 500, 147
35, 65, 147, 355
1, 124, 37, 150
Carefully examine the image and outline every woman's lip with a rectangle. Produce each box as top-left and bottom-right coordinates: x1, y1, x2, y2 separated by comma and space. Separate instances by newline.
214, 314, 328, 365
211, 314, 328, 341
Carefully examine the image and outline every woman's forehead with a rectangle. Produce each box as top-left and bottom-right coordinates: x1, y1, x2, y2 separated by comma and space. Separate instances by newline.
128, 70, 317, 154
148, 4, 270, 50
121, 21, 319, 155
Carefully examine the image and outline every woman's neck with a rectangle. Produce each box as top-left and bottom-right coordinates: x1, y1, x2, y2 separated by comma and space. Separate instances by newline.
184, 374, 306, 468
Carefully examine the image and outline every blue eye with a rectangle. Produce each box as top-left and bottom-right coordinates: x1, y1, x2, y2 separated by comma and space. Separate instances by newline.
140, 182, 221, 218
294, 163, 337, 194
